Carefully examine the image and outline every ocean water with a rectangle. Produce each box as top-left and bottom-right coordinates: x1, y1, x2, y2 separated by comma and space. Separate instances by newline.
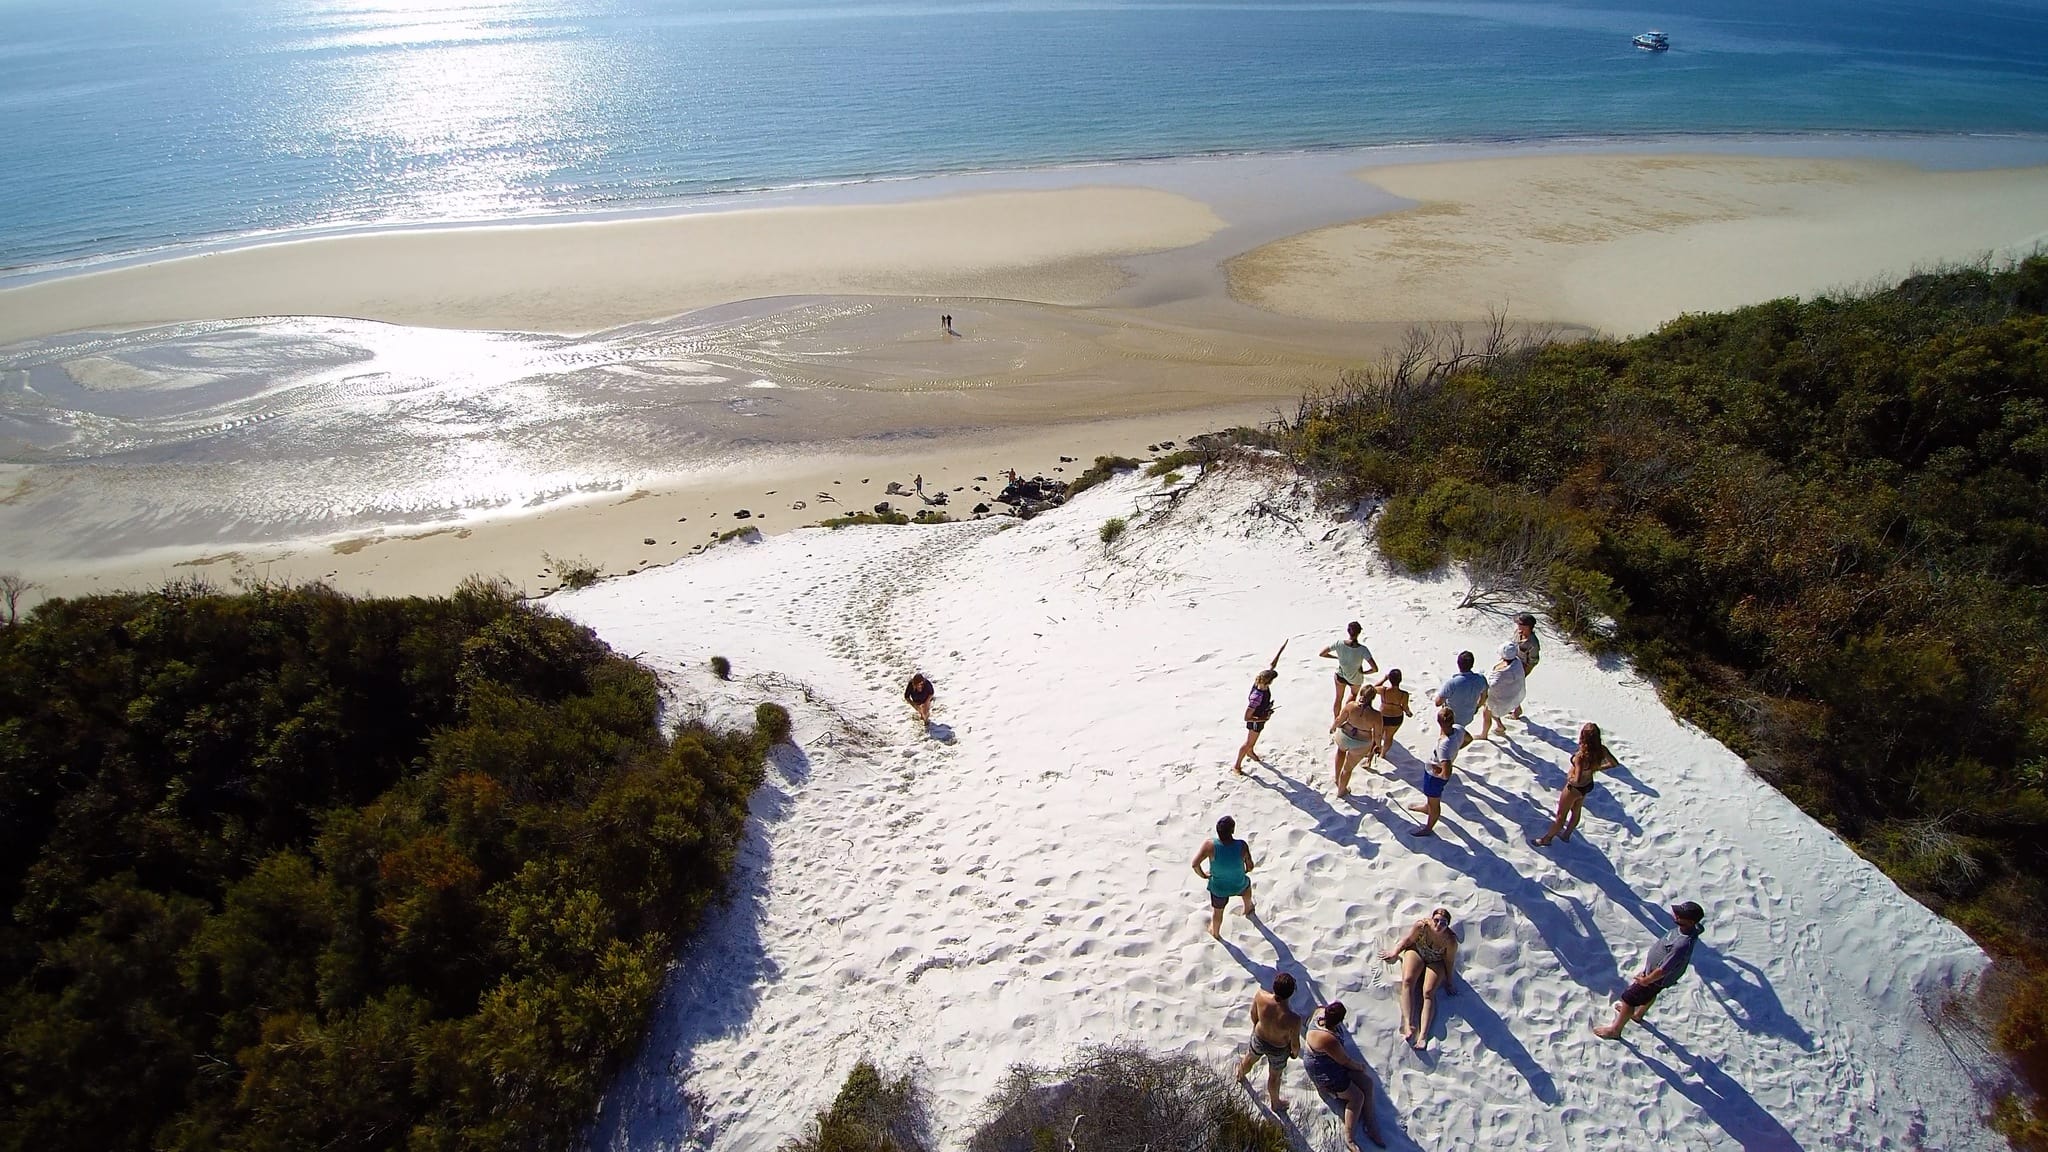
3, 0, 2048, 272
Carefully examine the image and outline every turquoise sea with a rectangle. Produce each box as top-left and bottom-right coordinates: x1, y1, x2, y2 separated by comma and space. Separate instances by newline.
4, 0, 2048, 272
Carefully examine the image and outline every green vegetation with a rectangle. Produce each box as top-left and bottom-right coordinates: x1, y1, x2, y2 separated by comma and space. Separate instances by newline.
0, 580, 782, 1151
780, 1059, 931, 1152
912, 509, 951, 525
711, 654, 733, 680
964, 1045, 1286, 1152
1160, 471, 1184, 486
1065, 455, 1143, 496
1099, 516, 1129, 545
542, 551, 604, 590
1288, 256, 2048, 1134
1146, 449, 1207, 478
820, 510, 912, 528
716, 526, 760, 544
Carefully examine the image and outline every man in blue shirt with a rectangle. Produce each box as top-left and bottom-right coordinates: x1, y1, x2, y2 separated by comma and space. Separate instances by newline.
1432, 651, 1488, 753
1596, 901, 1704, 1039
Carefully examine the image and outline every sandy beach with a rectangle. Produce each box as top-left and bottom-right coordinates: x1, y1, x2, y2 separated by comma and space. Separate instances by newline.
7, 141, 2048, 603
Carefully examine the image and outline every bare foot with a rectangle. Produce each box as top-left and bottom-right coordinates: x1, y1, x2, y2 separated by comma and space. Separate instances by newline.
1559, 830, 1573, 842
1399, 1023, 1414, 1042
1407, 801, 1428, 813
1270, 1095, 1287, 1114
1530, 837, 1551, 847
1407, 826, 1435, 837
1593, 1025, 1620, 1040
1209, 927, 1222, 940
1337, 787, 1350, 798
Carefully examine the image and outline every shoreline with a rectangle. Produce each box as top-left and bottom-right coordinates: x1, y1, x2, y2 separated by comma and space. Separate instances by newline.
6, 129, 2048, 294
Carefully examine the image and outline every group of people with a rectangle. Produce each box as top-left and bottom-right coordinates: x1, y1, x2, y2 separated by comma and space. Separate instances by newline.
1195, 614, 1707, 1150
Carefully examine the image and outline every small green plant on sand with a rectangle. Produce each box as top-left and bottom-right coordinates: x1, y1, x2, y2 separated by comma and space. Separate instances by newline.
781, 1059, 931, 1152
542, 551, 603, 589
821, 511, 912, 529
1099, 517, 1128, 545
710, 655, 732, 680
1161, 471, 1184, 486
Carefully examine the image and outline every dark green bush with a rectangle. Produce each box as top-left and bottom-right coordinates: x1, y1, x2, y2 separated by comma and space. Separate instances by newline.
0, 583, 776, 1151
711, 654, 733, 680
820, 511, 912, 528
1065, 455, 1142, 496
964, 1044, 1285, 1152
756, 702, 793, 746
1099, 516, 1128, 545
781, 1059, 932, 1152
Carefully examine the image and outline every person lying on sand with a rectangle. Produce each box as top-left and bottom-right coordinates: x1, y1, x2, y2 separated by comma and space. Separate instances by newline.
1596, 901, 1705, 1040
1320, 621, 1378, 720
904, 673, 935, 725
1407, 706, 1463, 837
1373, 670, 1412, 759
1532, 722, 1619, 847
1234, 971, 1303, 1113
1303, 1002, 1386, 1149
1329, 691, 1383, 797
1233, 668, 1278, 774
1380, 907, 1459, 1048
1192, 815, 1256, 939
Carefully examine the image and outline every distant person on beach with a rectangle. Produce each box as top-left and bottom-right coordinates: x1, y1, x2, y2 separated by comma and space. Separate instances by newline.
1432, 651, 1487, 754
1476, 641, 1526, 741
1233, 971, 1303, 1113
1595, 902, 1705, 1040
1380, 907, 1459, 1048
1303, 1002, 1386, 1149
1320, 622, 1379, 720
1233, 667, 1279, 774
904, 673, 935, 724
1511, 614, 1541, 718
1407, 706, 1464, 837
1329, 689, 1383, 797
1373, 670, 1412, 758
1193, 815, 1256, 939
1531, 722, 1619, 847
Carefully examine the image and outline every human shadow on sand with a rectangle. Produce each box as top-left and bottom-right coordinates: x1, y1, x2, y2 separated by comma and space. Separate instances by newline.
1220, 917, 1337, 1011
1494, 738, 1643, 837
1629, 1025, 1807, 1150
1523, 720, 1659, 797
1248, 763, 1380, 861
1539, 842, 1816, 1052
1438, 980, 1562, 1105
584, 740, 810, 1148
1377, 741, 1506, 841
924, 721, 956, 743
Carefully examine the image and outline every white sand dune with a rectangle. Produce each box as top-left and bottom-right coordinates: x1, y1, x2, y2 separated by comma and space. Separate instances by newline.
563, 468, 1990, 1151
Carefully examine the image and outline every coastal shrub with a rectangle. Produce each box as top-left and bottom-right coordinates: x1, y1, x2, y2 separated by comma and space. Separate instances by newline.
964, 1045, 1285, 1152
821, 511, 912, 529
1099, 516, 1128, 545
1160, 470, 1184, 485
1065, 455, 1143, 496
711, 654, 733, 680
913, 509, 950, 524
1146, 449, 1207, 477
781, 1059, 933, 1152
543, 550, 604, 589
0, 582, 777, 1151
1285, 255, 2048, 1116
756, 701, 793, 746
716, 526, 760, 544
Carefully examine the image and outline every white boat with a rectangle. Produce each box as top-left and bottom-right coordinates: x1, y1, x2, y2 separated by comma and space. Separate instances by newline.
1633, 30, 1670, 51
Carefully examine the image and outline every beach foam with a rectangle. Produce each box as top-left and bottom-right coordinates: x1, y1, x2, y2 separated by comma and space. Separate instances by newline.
563, 467, 1993, 1150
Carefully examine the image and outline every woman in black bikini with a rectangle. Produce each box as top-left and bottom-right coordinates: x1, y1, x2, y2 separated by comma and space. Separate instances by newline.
1302, 1002, 1385, 1149
1372, 669, 1412, 759
1531, 722, 1619, 847
1379, 907, 1459, 1048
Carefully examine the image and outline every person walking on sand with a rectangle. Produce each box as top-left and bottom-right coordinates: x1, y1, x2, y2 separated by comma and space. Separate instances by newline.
1193, 815, 1256, 939
1432, 651, 1488, 754
1320, 622, 1379, 720
1372, 670, 1413, 759
1511, 614, 1541, 718
1596, 902, 1705, 1040
1303, 1003, 1386, 1149
1408, 706, 1464, 837
904, 673, 935, 725
1329, 690, 1383, 797
1380, 907, 1459, 1048
1532, 722, 1619, 847
1233, 667, 1279, 774
1476, 641, 1526, 741
1234, 971, 1303, 1113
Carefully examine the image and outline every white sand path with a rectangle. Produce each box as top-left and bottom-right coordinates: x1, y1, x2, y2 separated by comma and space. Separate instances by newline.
565, 469, 1994, 1151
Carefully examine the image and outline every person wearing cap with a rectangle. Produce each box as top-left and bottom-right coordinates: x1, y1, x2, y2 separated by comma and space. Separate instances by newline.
1595, 902, 1705, 1039
1476, 640, 1526, 741
1510, 614, 1541, 719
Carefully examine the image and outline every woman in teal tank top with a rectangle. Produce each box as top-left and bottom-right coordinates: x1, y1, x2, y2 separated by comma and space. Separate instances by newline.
1193, 815, 1257, 939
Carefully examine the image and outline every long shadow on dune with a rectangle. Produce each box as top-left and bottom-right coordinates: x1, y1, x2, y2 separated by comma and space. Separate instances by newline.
1272, 1026, 1423, 1152
585, 740, 811, 1150
1374, 742, 1505, 842
1356, 798, 1622, 996
1629, 1025, 1807, 1150
1248, 763, 1380, 861
1494, 738, 1643, 837
1438, 980, 1562, 1105
1537, 841, 1815, 1051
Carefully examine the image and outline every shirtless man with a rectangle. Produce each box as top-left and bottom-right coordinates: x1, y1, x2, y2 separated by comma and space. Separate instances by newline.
1233, 972, 1304, 1113
1320, 622, 1379, 720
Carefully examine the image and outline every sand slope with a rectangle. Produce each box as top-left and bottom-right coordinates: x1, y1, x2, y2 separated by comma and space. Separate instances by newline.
563, 468, 1992, 1151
